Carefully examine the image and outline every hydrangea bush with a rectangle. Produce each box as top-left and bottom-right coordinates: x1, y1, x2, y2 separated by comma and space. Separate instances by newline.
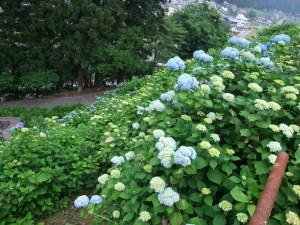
0, 25, 299, 225
76, 29, 300, 225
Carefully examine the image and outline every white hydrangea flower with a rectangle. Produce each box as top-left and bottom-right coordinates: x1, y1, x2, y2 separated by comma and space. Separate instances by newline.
254, 99, 269, 110
267, 141, 282, 152
207, 112, 217, 121
114, 182, 125, 191
158, 187, 180, 207
279, 123, 294, 138
105, 136, 114, 143
292, 185, 300, 198
236, 213, 249, 223
281, 86, 299, 95
112, 210, 120, 219
290, 125, 300, 133
199, 141, 211, 149
200, 84, 211, 94
158, 147, 175, 168
155, 137, 177, 151
268, 154, 277, 164
110, 169, 121, 179
222, 71, 235, 79
148, 100, 165, 112
269, 124, 280, 132
132, 123, 140, 130
125, 151, 135, 161
196, 124, 207, 132
208, 148, 220, 158
248, 83, 263, 92
111, 156, 125, 166
210, 133, 220, 142
286, 211, 300, 225
210, 75, 223, 83
218, 200, 232, 212
173, 146, 197, 167
269, 101, 281, 111
150, 177, 166, 193
98, 174, 109, 185
139, 211, 151, 222
153, 129, 165, 139
223, 93, 235, 102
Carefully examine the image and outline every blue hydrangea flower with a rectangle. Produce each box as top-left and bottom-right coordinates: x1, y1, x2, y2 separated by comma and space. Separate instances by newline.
273, 34, 291, 44
16, 122, 25, 128
90, 195, 103, 204
174, 74, 199, 91
173, 146, 197, 167
228, 37, 250, 47
74, 195, 89, 208
260, 57, 274, 68
193, 50, 214, 62
221, 47, 240, 59
166, 56, 185, 71
160, 90, 176, 102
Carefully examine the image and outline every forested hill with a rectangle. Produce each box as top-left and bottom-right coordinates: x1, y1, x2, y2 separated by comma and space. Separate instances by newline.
215, 0, 300, 14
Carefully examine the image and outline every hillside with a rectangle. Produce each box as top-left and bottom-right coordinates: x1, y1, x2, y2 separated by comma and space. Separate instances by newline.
0, 24, 300, 225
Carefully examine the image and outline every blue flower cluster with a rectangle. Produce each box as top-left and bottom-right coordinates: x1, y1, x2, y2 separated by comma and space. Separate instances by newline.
160, 90, 176, 102
166, 56, 185, 71
173, 146, 197, 167
193, 50, 214, 62
273, 34, 291, 44
74, 195, 103, 208
59, 110, 78, 123
259, 57, 274, 68
174, 74, 199, 91
228, 37, 250, 47
221, 47, 240, 59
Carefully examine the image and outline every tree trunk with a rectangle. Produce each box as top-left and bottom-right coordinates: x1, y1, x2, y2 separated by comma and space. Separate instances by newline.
77, 68, 85, 92
162, 216, 169, 225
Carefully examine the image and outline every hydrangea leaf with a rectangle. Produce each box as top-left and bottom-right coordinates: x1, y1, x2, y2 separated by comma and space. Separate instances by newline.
230, 187, 249, 203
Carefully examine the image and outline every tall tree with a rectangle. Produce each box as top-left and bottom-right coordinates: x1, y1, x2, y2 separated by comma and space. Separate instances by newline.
168, 3, 230, 58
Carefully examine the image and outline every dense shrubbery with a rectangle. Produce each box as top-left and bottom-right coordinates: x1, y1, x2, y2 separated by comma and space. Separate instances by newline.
0, 104, 85, 128
0, 24, 299, 225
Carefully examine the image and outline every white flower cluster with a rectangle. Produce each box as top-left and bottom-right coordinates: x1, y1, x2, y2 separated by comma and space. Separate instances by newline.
210, 133, 220, 142
286, 211, 300, 225
267, 141, 282, 152
222, 70, 235, 79
98, 174, 109, 185
132, 122, 140, 130
155, 137, 177, 151
125, 151, 135, 161
173, 146, 197, 167
156, 136, 177, 168
111, 156, 125, 166
200, 84, 211, 94
210, 75, 225, 92
158, 187, 180, 207
150, 177, 166, 193
268, 154, 277, 164
223, 93, 235, 102
281, 86, 299, 101
147, 100, 166, 112
279, 123, 299, 138
139, 211, 151, 222
254, 99, 281, 111
153, 129, 165, 139
248, 83, 263, 92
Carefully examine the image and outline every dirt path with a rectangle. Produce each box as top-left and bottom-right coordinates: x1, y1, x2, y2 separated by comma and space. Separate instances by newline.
0, 91, 103, 108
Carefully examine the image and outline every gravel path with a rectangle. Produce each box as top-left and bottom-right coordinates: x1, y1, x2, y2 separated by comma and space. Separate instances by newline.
0, 91, 103, 108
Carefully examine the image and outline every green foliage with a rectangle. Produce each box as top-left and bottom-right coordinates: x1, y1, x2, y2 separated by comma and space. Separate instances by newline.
0, 104, 85, 128
20, 71, 59, 95
0, 0, 168, 95
0, 72, 15, 94
248, 9, 257, 18
167, 3, 230, 58
0, 25, 299, 225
